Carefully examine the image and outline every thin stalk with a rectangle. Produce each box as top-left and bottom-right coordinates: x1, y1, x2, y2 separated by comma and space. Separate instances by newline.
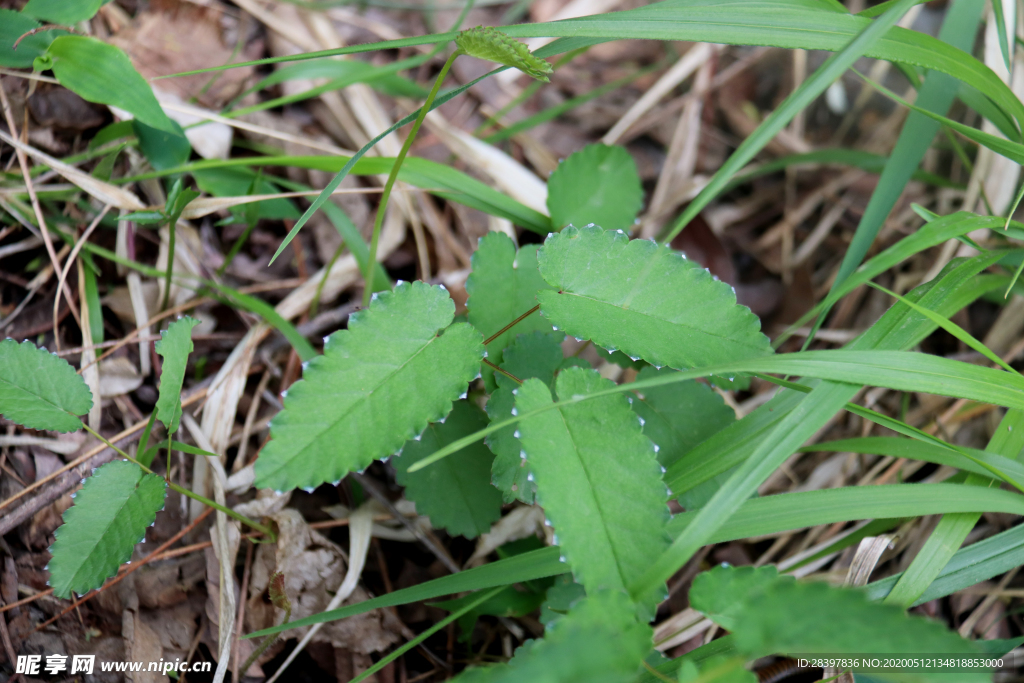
362, 50, 461, 307
162, 219, 175, 311
483, 304, 540, 344
81, 424, 276, 539
483, 357, 522, 384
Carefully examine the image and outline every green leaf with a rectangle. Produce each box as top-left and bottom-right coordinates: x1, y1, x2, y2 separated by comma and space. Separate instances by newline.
42, 36, 177, 135
693, 567, 986, 683
394, 400, 503, 539
133, 119, 191, 172
21, 0, 105, 24
191, 168, 299, 220
629, 366, 735, 469
154, 317, 200, 435
455, 26, 553, 81
254, 281, 483, 492
0, 338, 93, 432
516, 367, 670, 614
455, 591, 651, 683
0, 10, 67, 68
536, 226, 772, 369
547, 143, 643, 232
690, 565, 784, 632
486, 332, 565, 504
432, 585, 545, 642
467, 232, 556, 377
539, 574, 586, 627
48, 460, 167, 598
247, 546, 567, 638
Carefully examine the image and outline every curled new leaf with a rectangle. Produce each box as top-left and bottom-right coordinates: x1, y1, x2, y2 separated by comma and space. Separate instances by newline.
0, 338, 93, 432
455, 26, 553, 82
254, 281, 484, 492
154, 316, 200, 434
48, 461, 167, 598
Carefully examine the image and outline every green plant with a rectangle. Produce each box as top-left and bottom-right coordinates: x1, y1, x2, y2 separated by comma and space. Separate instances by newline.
7, 0, 1024, 680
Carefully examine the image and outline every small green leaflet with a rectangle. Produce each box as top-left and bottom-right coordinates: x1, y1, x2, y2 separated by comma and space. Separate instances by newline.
37, 36, 178, 135
455, 26, 553, 82
454, 590, 651, 683
691, 565, 988, 683
48, 460, 167, 599
629, 366, 735, 468
486, 331, 565, 504
466, 232, 556, 386
393, 400, 503, 539
154, 316, 200, 434
254, 281, 483, 492
0, 338, 93, 432
536, 226, 772, 370
516, 367, 670, 616
547, 144, 643, 232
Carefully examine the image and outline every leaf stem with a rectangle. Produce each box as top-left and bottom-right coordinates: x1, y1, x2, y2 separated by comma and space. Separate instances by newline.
483, 304, 540, 345
362, 49, 462, 307
162, 219, 175, 312
81, 424, 276, 539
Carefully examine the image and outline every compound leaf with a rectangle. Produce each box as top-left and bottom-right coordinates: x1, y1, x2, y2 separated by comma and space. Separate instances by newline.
0, 338, 92, 432
394, 400, 503, 539
487, 332, 565, 504
536, 226, 772, 369
466, 232, 556, 386
455, 590, 651, 683
48, 460, 166, 598
516, 367, 670, 614
255, 281, 483, 492
154, 316, 200, 434
691, 565, 987, 683
547, 144, 643, 232
629, 366, 735, 469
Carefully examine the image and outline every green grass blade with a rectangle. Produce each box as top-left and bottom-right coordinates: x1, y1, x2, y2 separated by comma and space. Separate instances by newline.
662, 0, 923, 242
825, 0, 984, 302
246, 547, 567, 638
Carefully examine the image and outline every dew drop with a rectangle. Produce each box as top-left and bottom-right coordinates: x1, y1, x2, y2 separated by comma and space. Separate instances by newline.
512, 389, 519, 396
519, 450, 528, 460
459, 391, 468, 399
511, 407, 518, 416
513, 430, 521, 439
559, 555, 567, 563
653, 444, 660, 453
637, 416, 646, 427
527, 472, 534, 482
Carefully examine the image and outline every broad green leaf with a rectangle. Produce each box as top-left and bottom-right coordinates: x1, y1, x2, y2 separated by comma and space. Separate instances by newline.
467, 232, 556, 375
394, 400, 503, 539
516, 367, 670, 614
689, 565, 784, 632
0, 10, 67, 67
247, 546, 568, 638
0, 338, 93, 432
536, 226, 772, 369
21, 0, 105, 24
133, 119, 191, 172
432, 585, 545, 642
629, 366, 735, 469
191, 168, 299, 220
254, 281, 483, 492
486, 332, 565, 504
39, 36, 177, 135
692, 566, 986, 683
539, 574, 586, 627
455, 591, 651, 683
664, 0, 925, 241
154, 316, 200, 434
547, 144, 643, 232
48, 460, 166, 598
455, 26, 553, 81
